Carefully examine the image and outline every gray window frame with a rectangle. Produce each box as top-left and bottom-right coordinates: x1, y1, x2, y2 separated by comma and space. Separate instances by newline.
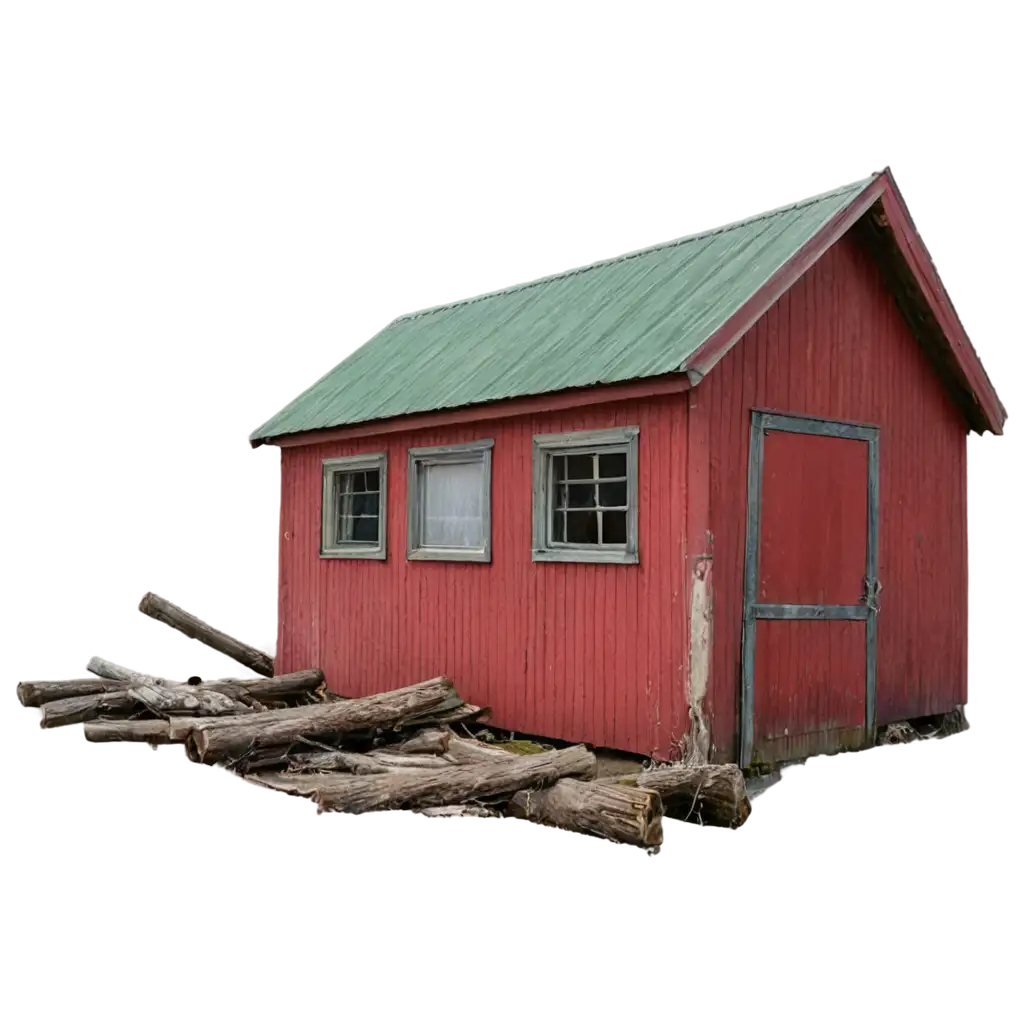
531, 426, 639, 564
320, 452, 388, 560
406, 439, 494, 563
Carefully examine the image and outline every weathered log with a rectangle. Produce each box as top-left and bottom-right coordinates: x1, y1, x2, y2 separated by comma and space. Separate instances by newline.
285, 749, 448, 774
86, 657, 175, 687
185, 677, 459, 764
164, 716, 200, 741
416, 805, 499, 818
166, 702, 321, 743
606, 763, 751, 829
138, 591, 275, 676
508, 778, 663, 849
443, 734, 516, 764
248, 772, 327, 797
17, 677, 130, 708
39, 691, 136, 728
128, 683, 251, 718
396, 701, 490, 730
204, 669, 324, 703
84, 720, 174, 744
389, 727, 450, 755
314, 745, 597, 814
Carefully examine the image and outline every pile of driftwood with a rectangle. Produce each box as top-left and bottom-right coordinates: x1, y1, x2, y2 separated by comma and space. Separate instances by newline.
16, 592, 751, 852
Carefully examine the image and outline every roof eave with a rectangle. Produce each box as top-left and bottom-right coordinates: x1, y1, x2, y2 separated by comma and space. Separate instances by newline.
249, 373, 693, 449
681, 168, 1006, 436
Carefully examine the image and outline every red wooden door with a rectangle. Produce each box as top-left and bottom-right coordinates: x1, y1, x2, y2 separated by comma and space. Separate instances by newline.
741, 412, 880, 767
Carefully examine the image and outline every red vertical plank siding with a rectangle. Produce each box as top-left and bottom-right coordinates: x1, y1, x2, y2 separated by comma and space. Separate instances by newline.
705, 230, 969, 761
277, 395, 688, 759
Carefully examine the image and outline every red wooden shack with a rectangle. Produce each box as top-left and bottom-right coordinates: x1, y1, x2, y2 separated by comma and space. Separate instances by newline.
888, 163, 1024, 729
251, 168, 1006, 767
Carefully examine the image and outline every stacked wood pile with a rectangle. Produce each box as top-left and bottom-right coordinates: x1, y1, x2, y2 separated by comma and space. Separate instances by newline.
16, 592, 751, 851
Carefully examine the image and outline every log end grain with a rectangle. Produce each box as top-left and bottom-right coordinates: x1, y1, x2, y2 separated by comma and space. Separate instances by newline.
508, 779, 664, 849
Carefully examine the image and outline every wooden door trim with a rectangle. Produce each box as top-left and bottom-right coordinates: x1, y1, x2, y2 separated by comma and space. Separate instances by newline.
739, 410, 881, 768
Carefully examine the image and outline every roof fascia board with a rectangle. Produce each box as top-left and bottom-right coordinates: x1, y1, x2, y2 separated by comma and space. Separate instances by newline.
257, 373, 692, 449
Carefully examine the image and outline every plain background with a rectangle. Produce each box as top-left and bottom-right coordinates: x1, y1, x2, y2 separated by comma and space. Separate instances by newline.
2, 3, 1021, 1021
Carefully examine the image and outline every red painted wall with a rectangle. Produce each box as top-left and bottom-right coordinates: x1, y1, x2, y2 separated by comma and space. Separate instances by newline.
277, 395, 689, 759
704, 229, 969, 761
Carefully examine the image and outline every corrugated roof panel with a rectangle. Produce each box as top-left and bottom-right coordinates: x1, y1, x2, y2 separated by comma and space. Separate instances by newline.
251, 176, 876, 441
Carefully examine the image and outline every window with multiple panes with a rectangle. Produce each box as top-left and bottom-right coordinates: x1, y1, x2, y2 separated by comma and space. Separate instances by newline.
407, 440, 493, 561
320, 430, 639, 565
320, 454, 387, 559
531, 427, 639, 563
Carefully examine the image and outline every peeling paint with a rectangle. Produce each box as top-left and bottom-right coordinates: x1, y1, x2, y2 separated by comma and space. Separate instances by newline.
685, 552, 713, 764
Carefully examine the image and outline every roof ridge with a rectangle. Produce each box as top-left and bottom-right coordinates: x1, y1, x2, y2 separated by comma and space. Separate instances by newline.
391, 173, 879, 326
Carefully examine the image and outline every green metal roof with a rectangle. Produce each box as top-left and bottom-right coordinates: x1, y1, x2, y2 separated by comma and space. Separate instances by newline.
251, 176, 877, 443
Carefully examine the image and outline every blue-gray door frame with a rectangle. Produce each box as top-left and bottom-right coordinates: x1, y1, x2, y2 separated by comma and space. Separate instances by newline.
739, 411, 881, 768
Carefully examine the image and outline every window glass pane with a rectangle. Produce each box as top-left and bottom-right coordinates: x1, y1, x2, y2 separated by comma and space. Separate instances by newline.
352, 516, 379, 543
422, 459, 485, 548
598, 481, 627, 507
553, 455, 568, 483
365, 469, 380, 491
602, 510, 627, 544
552, 508, 565, 542
337, 515, 379, 544
566, 453, 594, 480
566, 510, 598, 543
598, 452, 627, 478
567, 483, 596, 508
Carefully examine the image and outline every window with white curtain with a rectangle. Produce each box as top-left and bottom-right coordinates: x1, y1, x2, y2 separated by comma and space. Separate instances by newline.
407, 440, 493, 561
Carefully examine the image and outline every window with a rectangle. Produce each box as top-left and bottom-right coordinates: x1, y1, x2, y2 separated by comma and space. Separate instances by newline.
407, 440, 493, 561
321, 453, 387, 559
532, 427, 639, 563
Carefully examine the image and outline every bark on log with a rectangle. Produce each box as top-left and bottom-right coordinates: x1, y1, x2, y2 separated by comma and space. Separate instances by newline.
86, 657, 175, 687
313, 745, 596, 814
443, 734, 517, 764
606, 763, 751, 829
184, 677, 458, 764
84, 720, 174, 744
203, 670, 324, 702
39, 691, 136, 728
389, 727, 450, 755
416, 805, 499, 818
508, 779, 664, 849
285, 749, 448, 774
164, 716, 200, 741
128, 683, 251, 718
138, 592, 275, 677
396, 702, 490, 730
248, 773, 329, 797
18, 678, 130, 708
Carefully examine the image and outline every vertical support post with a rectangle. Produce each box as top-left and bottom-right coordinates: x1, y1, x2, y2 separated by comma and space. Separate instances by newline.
740, 413, 765, 769
864, 433, 881, 742
684, 387, 713, 763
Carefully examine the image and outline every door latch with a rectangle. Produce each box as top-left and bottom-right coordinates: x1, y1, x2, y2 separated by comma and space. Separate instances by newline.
862, 575, 882, 613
